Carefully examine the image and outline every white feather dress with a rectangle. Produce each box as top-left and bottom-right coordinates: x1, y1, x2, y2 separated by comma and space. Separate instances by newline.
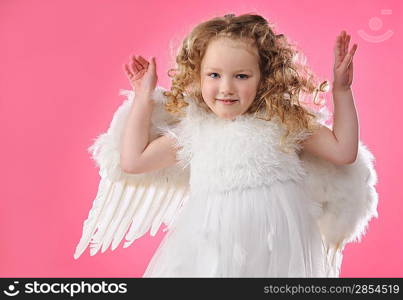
74, 86, 378, 278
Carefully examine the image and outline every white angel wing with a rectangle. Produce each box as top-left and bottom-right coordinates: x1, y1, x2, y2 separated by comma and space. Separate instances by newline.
299, 106, 378, 277
74, 86, 190, 259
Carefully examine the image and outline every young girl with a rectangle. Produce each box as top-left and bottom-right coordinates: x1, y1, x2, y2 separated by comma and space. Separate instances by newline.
74, 13, 378, 277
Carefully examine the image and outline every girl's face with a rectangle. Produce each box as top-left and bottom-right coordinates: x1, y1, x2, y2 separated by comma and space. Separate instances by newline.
200, 38, 261, 120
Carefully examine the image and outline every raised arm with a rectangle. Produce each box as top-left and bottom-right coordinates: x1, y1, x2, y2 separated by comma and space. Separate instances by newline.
120, 94, 178, 173
301, 30, 359, 165
120, 55, 178, 174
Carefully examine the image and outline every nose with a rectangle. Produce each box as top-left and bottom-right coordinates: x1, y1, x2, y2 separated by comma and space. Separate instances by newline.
219, 77, 235, 97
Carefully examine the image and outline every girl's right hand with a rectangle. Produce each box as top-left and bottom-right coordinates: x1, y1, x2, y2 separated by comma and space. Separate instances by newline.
123, 55, 158, 96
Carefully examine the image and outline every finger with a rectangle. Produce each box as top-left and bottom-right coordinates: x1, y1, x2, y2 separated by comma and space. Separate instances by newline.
341, 31, 347, 57
351, 43, 357, 56
334, 33, 342, 57
147, 57, 155, 69
340, 33, 345, 54
130, 55, 139, 73
131, 55, 143, 72
124, 64, 134, 78
347, 56, 352, 69
334, 32, 344, 65
346, 59, 353, 85
127, 56, 136, 74
137, 56, 150, 69
350, 59, 353, 75
348, 59, 353, 72
134, 68, 146, 80
134, 55, 145, 72
345, 34, 350, 56
342, 44, 357, 70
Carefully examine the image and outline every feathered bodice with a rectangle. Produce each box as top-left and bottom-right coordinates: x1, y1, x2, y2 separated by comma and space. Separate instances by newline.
75, 86, 378, 279
160, 101, 311, 194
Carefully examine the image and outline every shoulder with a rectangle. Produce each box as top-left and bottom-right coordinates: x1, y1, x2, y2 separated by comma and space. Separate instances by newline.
296, 104, 333, 152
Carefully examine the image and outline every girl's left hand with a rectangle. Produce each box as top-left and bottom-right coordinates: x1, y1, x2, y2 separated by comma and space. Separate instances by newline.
333, 30, 358, 91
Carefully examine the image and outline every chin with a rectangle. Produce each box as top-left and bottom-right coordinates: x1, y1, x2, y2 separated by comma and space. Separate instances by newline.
216, 111, 238, 120
206, 102, 240, 120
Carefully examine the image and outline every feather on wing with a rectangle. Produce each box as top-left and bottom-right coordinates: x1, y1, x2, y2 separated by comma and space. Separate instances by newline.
298, 104, 378, 276
74, 86, 190, 259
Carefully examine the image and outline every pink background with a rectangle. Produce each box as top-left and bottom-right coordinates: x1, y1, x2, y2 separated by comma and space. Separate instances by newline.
1, 0, 401, 277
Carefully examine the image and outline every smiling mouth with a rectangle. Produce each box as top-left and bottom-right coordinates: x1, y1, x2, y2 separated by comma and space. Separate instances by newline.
216, 99, 239, 103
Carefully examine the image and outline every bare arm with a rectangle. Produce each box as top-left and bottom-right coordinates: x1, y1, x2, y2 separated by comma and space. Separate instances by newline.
302, 88, 359, 165
301, 30, 359, 165
120, 93, 178, 174
331, 87, 359, 162
120, 54, 178, 173
120, 93, 152, 172
126, 134, 179, 174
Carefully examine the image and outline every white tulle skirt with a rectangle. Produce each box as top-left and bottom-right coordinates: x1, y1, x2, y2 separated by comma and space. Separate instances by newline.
143, 179, 328, 277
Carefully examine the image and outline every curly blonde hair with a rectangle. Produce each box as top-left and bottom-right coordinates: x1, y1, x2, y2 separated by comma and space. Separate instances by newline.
163, 13, 329, 152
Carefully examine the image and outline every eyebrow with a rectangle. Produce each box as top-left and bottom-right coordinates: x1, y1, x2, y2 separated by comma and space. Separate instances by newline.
204, 67, 254, 73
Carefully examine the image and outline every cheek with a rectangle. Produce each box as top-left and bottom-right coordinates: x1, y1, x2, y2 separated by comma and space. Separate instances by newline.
246, 79, 260, 97
202, 82, 216, 99
240, 85, 256, 100
201, 84, 211, 103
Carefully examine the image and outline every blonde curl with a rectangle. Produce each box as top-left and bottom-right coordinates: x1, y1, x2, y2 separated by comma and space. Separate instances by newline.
163, 13, 329, 152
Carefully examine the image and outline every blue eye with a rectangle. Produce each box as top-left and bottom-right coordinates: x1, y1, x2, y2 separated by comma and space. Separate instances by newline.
207, 73, 249, 79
